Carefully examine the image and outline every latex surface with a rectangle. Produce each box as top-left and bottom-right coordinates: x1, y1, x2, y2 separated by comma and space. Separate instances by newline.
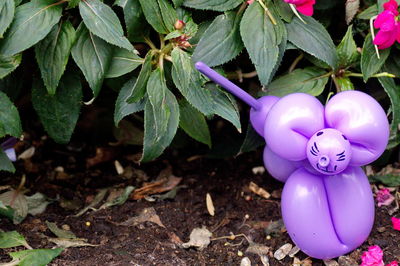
281, 167, 374, 259
250, 96, 279, 137
264, 93, 325, 161
325, 91, 389, 166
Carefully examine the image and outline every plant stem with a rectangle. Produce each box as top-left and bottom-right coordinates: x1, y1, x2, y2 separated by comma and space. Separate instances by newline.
370, 16, 380, 59
257, 0, 277, 25
346, 72, 396, 78
288, 53, 304, 73
144, 37, 157, 50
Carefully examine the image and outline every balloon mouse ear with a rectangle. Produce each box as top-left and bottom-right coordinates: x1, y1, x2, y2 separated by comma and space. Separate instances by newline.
325, 91, 390, 166
264, 93, 325, 161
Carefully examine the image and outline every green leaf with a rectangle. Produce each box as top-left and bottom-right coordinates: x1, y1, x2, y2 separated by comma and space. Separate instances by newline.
0, 90, 22, 138
71, 23, 113, 99
0, 190, 27, 224
171, 47, 214, 115
79, 0, 133, 51
179, 99, 211, 147
142, 90, 179, 162
0, 0, 62, 56
32, 73, 82, 144
147, 68, 170, 139
238, 123, 264, 154
0, 231, 29, 248
0, 149, 15, 172
183, 0, 243, 11
114, 77, 145, 126
240, 2, 284, 85
265, 67, 329, 97
127, 53, 153, 103
10, 248, 63, 266
207, 83, 241, 131
158, 0, 178, 33
46, 221, 77, 239
99, 186, 135, 209
286, 16, 338, 69
26, 193, 50, 215
357, 4, 377, 20
192, 11, 244, 67
336, 25, 359, 68
274, 0, 293, 22
361, 34, 390, 82
334, 76, 354, 91
378, 77, 400, 149
116, 0, 148, 42
106, 48, 143, 78
138, 0, 168, 34
0, 54, 21, 79
0, 0, 15, 38
172, 0, 184, 7
369, 174, 400, 187
68, 0, 81, 8
35, 20, 76, 95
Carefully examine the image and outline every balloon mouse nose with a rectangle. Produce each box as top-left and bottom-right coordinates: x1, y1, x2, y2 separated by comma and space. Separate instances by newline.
318, 155, 330, 167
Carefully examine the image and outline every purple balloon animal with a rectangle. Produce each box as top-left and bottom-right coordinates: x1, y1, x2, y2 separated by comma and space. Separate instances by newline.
195, 62, 390, 259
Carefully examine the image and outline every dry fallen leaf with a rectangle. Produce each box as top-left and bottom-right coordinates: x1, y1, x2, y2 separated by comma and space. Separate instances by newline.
119, 207, 165, 228
182, 227, 212, 250
323, 259, 339, 266
206, 193, 215, 216
288, 245, 300, 257
131, 167, 181, 200
86, 147, 118, 168
246, 243, 270, 256
47, 237, 98, 248
18, 147, 35, 160
114, 160, 124, 175
249, 182, 270, 199
273, 243, 292, 260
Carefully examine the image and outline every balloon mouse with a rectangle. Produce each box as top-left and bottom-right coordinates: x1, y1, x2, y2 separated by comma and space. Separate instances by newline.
195, 62, 390, 259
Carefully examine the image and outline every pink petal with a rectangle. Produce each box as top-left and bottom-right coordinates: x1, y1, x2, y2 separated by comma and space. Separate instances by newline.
283, 0, 315, 16
392, 217, 400, 231
374, 11, 396, 30
386, 261, 399, 266
384, 0, 399, 15
361, 246, 385, 266
374, 30, 398, 49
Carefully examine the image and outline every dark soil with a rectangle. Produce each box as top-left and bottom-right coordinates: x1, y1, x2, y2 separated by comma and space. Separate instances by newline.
0, 141, 399, 266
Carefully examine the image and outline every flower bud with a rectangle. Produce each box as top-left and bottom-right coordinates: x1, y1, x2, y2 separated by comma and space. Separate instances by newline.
174, 20, 185, 30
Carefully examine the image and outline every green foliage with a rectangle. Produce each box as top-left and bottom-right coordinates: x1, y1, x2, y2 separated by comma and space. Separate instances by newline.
32, 74, 82, 144
35, 20, 75, 95
0, 0, 15, 38
9, 248, 63, 266
0, 0, 399, 169
287, 16, 338, 69
193, 11, 244, 67
0, 0, 63, 56
0, 231, 29, 248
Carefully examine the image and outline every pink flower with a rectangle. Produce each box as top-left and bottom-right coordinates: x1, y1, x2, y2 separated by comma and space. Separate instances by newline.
392, 217, 400, 231
284, 0, 316, 16
247, 0, 255, 4
376, 188, 395, 207
373, 0, 400, 49
361, 246, 384, 266
386, 262, 399, 266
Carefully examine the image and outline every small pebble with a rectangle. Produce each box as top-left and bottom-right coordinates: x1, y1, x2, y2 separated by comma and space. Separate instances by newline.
323, 259, 339, 266
238, 250, 244, 257
266, 235, 271, 240
260, 255, 269, 266
240, 257, 251, 266
61, 224, 70, 231
288, 245, 300, 257
273, 243, 292, 260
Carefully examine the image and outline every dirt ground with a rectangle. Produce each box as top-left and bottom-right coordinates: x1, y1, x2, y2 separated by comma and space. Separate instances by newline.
0, 139, 399, 265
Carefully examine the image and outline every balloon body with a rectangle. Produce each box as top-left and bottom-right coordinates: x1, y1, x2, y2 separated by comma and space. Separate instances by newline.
281, 167, 374, 259
258, 91, 388, 259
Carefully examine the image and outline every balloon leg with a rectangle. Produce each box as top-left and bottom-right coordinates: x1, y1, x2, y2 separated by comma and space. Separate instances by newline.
281, 167, 374, 259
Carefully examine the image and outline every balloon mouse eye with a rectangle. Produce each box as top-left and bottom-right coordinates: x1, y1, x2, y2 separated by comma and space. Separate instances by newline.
316, 132, 323, 136
342, 134, 348, 140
